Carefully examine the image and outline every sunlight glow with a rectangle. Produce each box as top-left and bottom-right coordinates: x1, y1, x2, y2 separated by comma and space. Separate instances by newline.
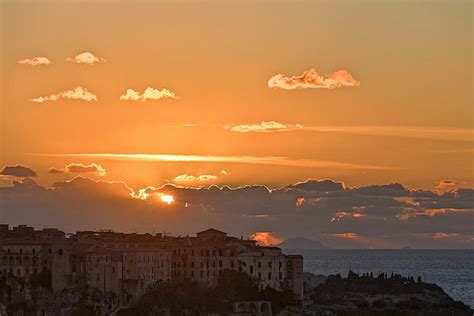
160, 194, 174, 204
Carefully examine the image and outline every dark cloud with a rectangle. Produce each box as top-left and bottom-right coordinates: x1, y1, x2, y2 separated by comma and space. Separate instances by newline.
65, 163, 106, 176
0, 177, 472, 249
0, 165, 37, 177
285, 179, 345, 192
48, 167, 64, 174
352, 183, 409, 197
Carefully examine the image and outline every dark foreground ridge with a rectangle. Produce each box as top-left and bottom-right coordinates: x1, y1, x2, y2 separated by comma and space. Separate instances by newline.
1, 270, 472, 315
293, 271, 473, 316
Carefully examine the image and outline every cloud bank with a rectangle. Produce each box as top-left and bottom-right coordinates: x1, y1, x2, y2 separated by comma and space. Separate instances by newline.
1, 175, 472, 249
30, 86, 98, 103
66, 52, 106, 65
37, 153, 393, 170
17, 57, 52, 66
268, 68, 360, 90
120, 87, 178, 101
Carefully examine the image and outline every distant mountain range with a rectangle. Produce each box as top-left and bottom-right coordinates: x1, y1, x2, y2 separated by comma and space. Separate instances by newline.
276, 237, 327, 249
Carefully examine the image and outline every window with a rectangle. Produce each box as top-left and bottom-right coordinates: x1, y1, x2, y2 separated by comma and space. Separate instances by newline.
250, 265, 254, 273
58, 249, 63, 256
231, 260, 234, 268
268, 272, 272, 279
268, 262, 272, 268
279, 261, 282, 269
258, 272, 262, 279
258, 262, 262, 268
219, 260, 222, 268
279, 272, 282, 280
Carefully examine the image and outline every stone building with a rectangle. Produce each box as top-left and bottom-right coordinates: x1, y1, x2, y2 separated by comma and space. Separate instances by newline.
69, 231, 172, 300
0, 225, 70, 290
0, 225, 304, 301
285, 255, 304, 300
239, 246, 288, 291
170, 228, 304, 298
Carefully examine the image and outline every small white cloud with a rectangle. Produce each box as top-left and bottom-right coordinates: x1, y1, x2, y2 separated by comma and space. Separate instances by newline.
220, 170, 228, 175
66, 52, 106, 65
120, 87, 178, 102
30, 86, 98, 103
268, 68, 360, 90
18, 57, 52, 66
172, 174, 218, 184
228, 121, 302, 133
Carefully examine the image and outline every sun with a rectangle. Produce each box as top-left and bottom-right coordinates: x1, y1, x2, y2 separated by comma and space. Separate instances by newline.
160, 194, 174, 204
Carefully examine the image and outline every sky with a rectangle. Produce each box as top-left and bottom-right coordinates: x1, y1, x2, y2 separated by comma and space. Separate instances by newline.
0, 0, 473, 248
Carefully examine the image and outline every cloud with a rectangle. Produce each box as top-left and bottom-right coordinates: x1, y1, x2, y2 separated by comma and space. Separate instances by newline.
330, 211, 367, 222
431, 232, 461, 240
435, 179, 467, 190
189, 124, 474, 141
0, 176, 472, 248
17, 57, 52, 66
38, 153, 394, 170
250, 232, 283, 246
48, 167, 64, 174
287, 179, 346, 192
172, 174, 218, 185
268, 68, 360, 90
228, 121, 304, 133
30, 86, 98, 103
120, 87, 178, 101
66, 52, 106, 65
65, 163, 107, 176
0, 165, 37, 177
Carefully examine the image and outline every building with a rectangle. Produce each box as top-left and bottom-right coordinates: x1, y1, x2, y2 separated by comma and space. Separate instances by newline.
0, 225, 304, 301
285, 255, 304, 300
0, 225, 70, 290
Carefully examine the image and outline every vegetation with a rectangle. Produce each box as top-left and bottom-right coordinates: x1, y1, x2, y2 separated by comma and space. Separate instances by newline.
308, 271, 473, 316
126, 269, 295, 315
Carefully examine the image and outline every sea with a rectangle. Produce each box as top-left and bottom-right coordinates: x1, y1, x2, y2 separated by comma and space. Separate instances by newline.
283, 249, 474, 308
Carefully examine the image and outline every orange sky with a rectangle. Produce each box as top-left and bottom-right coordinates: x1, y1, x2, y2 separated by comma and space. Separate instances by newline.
1, 0, 473, 192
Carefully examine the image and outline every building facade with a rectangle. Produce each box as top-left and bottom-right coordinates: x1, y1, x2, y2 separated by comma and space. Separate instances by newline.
0, 225, 303, 301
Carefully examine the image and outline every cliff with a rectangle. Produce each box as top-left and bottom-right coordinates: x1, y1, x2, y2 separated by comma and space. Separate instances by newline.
302, 271, 473, 315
